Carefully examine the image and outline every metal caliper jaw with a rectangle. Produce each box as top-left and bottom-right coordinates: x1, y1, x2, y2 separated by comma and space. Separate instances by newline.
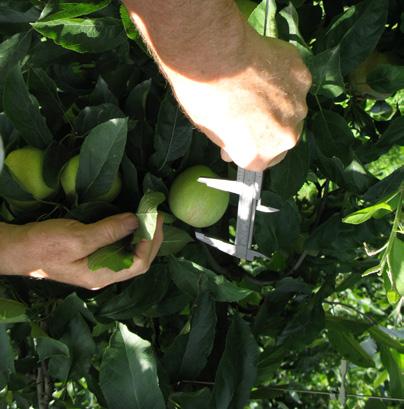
196, 168, 279, 261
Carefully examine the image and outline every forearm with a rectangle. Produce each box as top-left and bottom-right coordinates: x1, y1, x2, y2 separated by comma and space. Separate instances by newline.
122, 0, 247, 80
0, 222, 29, 276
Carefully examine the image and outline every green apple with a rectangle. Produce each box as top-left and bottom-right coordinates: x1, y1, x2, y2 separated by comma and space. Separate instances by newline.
168, 165, 230, 228
61, 154, 122, 202
4, 147, 56, 208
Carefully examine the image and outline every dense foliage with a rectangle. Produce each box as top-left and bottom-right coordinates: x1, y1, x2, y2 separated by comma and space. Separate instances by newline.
0, 0, 403, 408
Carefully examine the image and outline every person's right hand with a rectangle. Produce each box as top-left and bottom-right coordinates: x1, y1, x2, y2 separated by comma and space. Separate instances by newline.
0, 213, 164, 290
166, 34, 312, 171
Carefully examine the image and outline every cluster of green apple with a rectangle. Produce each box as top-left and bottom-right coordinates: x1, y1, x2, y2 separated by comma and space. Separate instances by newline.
3, 147, 121, 211
4, 147, 230, 228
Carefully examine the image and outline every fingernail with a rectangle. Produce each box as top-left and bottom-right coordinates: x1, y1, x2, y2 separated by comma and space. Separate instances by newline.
120, 213, 138, 231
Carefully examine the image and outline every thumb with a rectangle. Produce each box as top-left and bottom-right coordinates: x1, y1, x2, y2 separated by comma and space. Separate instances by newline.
80, 213, 138, 253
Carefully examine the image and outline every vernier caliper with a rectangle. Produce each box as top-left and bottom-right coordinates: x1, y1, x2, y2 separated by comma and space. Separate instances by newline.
196, 168, 278, 261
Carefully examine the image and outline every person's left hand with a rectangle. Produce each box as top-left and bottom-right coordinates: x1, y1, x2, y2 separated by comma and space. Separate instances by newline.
0, 213, 164, 290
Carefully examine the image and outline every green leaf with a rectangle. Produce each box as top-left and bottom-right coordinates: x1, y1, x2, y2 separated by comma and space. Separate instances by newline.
132, 191, 165, 244
211, 315, 258, 409
100, 324, 165, 409
60, 314, 96, 379
319, 0, 388, 75
0, 6, 39, 25
125, 79, 151, 120
367, 64, 404, 95
36, 337, 71, 381
150, 92, 193, 171
0, 135, 3, 174
169, 388, 211, 409
164, 292, 216, 380
0, 31, 31, 89
364, 167, 404, 203
32, 17, 126, 54
369, 327, 404, 354
307, 46, 345, 98
120, 3, 139, 41
376, 116, 404, 150
88, 239, 134, 272
77, 118, 127, 202
388, 237, 404, 296
379, 345, 404, 398
3, 64, 53, 148
43, 142, 71, 190
248, 0, 277, 37
158, 225, 193, 256
0, 325, 15, 389
75, 103, 126, 135
343, 201, 395, 225
40, 0, 111, 22
278, 3, 311, 59
49, 292, 95, 338
169, 257, 252, 302
327, 326, 375, 368
268, 134, 309, 199
97, 264, 170, 320
255, 191, 301, 254
0, 298, 28, 324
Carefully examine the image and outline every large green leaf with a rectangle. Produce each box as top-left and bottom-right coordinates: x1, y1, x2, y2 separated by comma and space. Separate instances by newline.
343, 197, 397, 225
75, 103, 126, 135
3, 64, 53, 148
327, 321, 375, 368
307, 46, 345, 98
40, 0, 111, 21
255, 191, 301, 254
388, 237, 404, 296
60, 314, 96, 379
169, 388, 211, 409
211, 315, 258, 409
379, 345, 404, 398
164, 292, 216, 380
0, 298, 28, 324
169, 257, 252, 302
319, 0, 388, 75
268, 134, 309, 199
32, 17, 126, 53
158, 225, 193, 256
76, 118, 127, 202
369, 327, 404, 354
150, 92, 193, 171
36, 337, 71, 381
0, 31, 31, 88
100, 324, 165, 409
0, 325, 15, 389
96, 264, 170, 320
247, 0, 277, 37
120, 3, 139, 41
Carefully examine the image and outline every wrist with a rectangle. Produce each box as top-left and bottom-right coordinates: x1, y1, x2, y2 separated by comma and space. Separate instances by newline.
123, 0, 247, 80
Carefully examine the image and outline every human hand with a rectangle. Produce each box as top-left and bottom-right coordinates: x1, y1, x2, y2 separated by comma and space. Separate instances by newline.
0, 213, 164, 290
167, 33, 312, 171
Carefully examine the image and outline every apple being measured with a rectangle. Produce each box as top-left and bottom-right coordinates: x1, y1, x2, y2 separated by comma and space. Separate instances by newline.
169, 165, 230, 228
